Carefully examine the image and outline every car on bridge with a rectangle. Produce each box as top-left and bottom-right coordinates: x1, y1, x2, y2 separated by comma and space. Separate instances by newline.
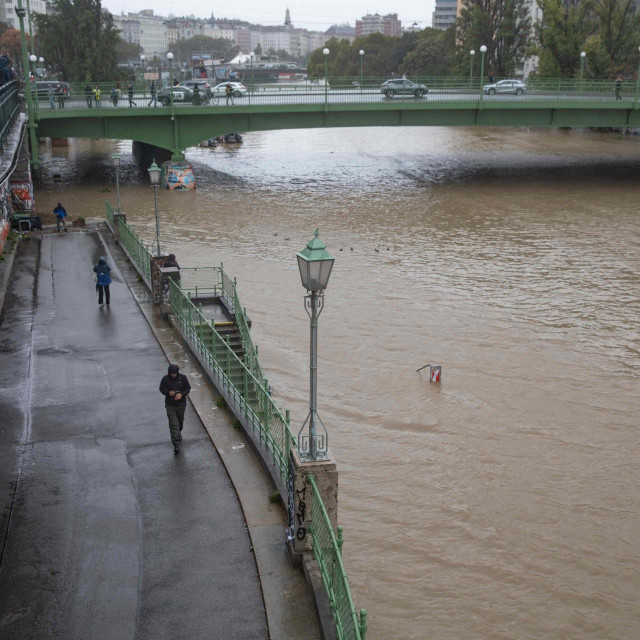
157, 85, 210, 106
211, 82, 248, 98
179, 80, 213, 98
380, 79, 428, 99
483, 79, 527, 95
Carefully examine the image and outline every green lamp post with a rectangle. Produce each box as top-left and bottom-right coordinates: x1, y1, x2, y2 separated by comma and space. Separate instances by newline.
167, 52, 174, 106
359, 49, 364, 94
323, 47, 329, 105
479, 45, 487, 101
296, 229, 335, 461
635, 46, 640, 104
469, 49, 475, 86
580, 51, 586, 82
148, 160, 162, 255
29, 53, 38, 119
112, 153, 121, 214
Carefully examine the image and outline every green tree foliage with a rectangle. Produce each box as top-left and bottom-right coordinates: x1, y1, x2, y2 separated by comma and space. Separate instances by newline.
400, 27, 456, 76
588, 0, 640, 77
534, 0, 597, 77
34, 0, 119, 81
0, 28, 30, 62
169, 35, 238, 61
457, 0, 532, 76
307, 33, 427, 79
535, 0, 639, 78
115, 38, 141, 63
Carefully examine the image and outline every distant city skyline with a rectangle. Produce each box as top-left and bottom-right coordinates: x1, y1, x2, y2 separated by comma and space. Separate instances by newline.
101, 0, 438, 32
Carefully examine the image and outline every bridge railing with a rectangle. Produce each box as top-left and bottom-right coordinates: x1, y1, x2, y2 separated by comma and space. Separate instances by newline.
35, 76, 640, 112
0, 80, 20, 146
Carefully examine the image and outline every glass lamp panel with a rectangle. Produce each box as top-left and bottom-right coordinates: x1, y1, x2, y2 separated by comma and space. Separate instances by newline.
297, 254, 310, 289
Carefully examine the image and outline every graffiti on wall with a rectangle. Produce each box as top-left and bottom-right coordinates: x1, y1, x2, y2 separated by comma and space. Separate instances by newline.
163, 162, 196, 191
10, 182, 34, 211
0, 178, 11, 252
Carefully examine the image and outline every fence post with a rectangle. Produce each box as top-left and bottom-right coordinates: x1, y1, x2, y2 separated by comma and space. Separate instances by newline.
285, 409, 291, 476
359, 610, 368, 640
210, 320, 216, 363
337, 525, 344, 555
225, 336, 231, 388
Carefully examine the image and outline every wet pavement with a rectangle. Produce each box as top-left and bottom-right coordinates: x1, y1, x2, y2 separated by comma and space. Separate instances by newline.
0, 231, 268, 639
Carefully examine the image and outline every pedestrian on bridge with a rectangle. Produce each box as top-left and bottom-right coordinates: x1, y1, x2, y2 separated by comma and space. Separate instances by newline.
56, 84, 65, 109
615, 76, 622, 100
193, 83, 201, 106
111, 85, 119, 107
148, 81, 157, 107
53, 202, 67, 232
159, 364, 191, 454
84, 83, 93, 108
127, 84, 136, 107
93, 256, 112, 305
47, 84, 55, 109
225, 82, 234, 105
93, 86, 101, 106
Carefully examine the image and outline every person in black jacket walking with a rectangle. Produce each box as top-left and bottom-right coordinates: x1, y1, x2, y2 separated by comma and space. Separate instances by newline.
159, 363, 191, 453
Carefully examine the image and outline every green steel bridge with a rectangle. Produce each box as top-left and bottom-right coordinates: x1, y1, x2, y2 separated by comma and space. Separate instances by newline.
7, 77, 640, 168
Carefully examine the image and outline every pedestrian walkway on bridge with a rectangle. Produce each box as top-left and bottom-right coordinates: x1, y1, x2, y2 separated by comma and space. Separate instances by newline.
0, 231, 269, 639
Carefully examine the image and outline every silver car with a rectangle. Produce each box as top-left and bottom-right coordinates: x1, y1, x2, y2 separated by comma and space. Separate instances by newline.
211, 82, 247, 98
483, 79, 527, 95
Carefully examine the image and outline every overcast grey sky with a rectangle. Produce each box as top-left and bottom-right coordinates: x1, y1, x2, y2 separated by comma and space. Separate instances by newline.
101, 0, 437, 32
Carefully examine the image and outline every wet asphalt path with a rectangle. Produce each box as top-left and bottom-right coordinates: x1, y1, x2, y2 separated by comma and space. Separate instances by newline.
0, 232, 268, 639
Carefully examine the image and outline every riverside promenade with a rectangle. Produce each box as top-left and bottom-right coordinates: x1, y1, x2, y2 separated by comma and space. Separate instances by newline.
0, 231, 276, 638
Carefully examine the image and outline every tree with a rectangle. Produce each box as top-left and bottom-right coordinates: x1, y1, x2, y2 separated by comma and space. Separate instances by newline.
457, 0, 532, 76
306, 33, 423, 79
0, 28, 31, 63
115, 38, 141, 63
534, 0, 597, 77
589, 0, 640, 77
400, 27, 456, 76
169, 35, 238, 61
34, 0, 120, 81
254, 43, 262, 56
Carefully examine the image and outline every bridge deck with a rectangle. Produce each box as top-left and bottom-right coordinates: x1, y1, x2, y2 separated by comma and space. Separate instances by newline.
0, 232, 268, 639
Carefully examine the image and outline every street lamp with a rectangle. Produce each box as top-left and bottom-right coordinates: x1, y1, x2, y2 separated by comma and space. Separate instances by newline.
148, 160, 162, 255
580, 51, 586, 82
112, 153, 121, 214
29, 53, 38, 118
359, 49, 364, 94
323, 47, 329, 105
469, 49, 475, 85
296, 229, 335, 461
167, 52, 174, 106
635, 46, 640, 104
479, 45, 487, 94
38, 55, 44, 79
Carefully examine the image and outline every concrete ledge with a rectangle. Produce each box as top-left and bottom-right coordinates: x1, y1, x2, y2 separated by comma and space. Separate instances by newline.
0, 234, 19, 317
303, 556, 337, 640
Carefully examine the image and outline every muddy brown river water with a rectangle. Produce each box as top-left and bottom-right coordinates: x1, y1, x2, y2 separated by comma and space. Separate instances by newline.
35, 127, 640, 639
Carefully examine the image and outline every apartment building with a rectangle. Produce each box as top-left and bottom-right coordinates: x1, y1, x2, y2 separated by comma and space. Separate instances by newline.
355, 13, 402, 38
3, 0, 47, 30
112, 10, 168, 56
432, 0, 458, 30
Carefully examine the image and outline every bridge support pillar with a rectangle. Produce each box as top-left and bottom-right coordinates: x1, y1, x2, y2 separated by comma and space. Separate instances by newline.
162, 159, 195, 191
132, 141, 171, 167
287, 447, 338, 560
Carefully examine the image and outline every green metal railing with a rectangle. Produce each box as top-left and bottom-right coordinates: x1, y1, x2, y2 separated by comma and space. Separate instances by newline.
33, 76, 640, 111
168, 277, 294, 478
308, 476, 367, 640
106, 200, 152, 286
0, 81, 20, 147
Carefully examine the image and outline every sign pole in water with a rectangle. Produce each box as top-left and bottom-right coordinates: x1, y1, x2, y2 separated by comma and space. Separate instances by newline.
417, 363, 442, 383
